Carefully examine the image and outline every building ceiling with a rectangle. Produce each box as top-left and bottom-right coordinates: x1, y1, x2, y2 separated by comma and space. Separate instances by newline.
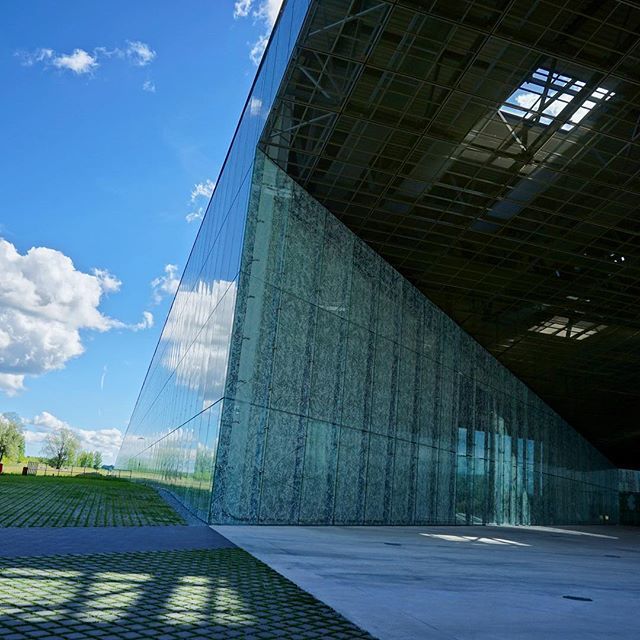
261, 0, 640, 468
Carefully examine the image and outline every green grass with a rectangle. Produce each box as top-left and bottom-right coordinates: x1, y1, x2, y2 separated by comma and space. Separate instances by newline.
0, 475, 185, 527
0, 548, 373, 639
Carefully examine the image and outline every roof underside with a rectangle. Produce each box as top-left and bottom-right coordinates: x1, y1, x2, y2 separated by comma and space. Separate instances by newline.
261, 0, 640, 468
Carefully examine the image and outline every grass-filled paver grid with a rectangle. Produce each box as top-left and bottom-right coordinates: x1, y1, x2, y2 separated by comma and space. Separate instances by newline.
0, 548, 375, 639
0, 476, 184, 527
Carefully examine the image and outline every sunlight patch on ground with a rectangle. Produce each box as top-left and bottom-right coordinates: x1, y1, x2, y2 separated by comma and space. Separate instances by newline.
419, 533, 530, 546
500, 525, 618, 539
0, 549, 373, 639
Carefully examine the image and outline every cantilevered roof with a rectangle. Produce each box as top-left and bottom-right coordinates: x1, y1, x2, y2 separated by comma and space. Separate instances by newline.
261, 0, 640, 468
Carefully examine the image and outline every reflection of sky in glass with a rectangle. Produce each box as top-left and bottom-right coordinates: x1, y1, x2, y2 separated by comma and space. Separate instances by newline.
500, 68, 615, 131
162, 278, 237, 402
116, 0, 312, 516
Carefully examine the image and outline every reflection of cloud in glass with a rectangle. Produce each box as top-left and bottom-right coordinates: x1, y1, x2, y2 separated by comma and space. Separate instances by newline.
161, 279, 237, 401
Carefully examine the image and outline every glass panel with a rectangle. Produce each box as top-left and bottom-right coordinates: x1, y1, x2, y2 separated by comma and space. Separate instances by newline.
116, 0, 312, 518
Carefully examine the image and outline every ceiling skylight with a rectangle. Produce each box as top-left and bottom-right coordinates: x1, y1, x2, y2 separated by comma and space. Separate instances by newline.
529, 316, 607, 340
500, 68, 615, 132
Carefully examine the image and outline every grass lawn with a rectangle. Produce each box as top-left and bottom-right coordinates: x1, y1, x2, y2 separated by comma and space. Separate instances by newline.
0, 475, 185, 527
0, 548, 373, 639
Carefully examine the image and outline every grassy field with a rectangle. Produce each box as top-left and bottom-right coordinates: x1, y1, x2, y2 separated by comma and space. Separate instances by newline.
0, 475, 185, 527
0, 548, 373, 639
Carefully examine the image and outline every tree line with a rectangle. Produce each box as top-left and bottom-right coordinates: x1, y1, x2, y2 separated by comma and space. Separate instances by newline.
0, 413, 104, 470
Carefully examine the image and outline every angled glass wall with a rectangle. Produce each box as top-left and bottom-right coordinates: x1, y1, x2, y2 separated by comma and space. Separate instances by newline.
117, 0, 623, 526
115, 0, 311, 520
211, 151, 619, 526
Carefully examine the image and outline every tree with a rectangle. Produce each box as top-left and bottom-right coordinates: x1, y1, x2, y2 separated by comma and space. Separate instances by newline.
92, 451, 103, 469
0, 413, 25, 462
44, 427, 79, 469
76, 451, 94, 468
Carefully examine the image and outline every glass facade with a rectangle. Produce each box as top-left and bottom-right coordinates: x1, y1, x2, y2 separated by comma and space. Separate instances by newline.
117, 0, 624, 526
115, 0, 311, 520
210, 151, 618, 525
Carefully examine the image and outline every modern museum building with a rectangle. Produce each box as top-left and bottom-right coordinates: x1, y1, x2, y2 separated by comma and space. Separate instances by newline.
117, 0, 640, 527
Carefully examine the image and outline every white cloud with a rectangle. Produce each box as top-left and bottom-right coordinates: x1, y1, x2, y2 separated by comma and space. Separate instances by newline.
254, 0, 282, 27
24, 430, 48, 445
107, 311, 155, 333
52, 48, 98, 74
183, 180, 215, 223
17, 48, 53, 66
27, 411, 123, 463
190, 179, 215, 202
17, 41, 156, 76
75, 427, 123, 458
130, 311, 154, 331
514, 91, 567, 117
185, 207, 204, 224
0, 239, 151, 395
126, 41, 156, 66
18, 47, 98, 74
161, 279, 236, 397
250, 34, 269, 66
234, 0, 253, 19
32, 411, 67, 431
0, 374, 25, 396
249, 96, 263, 117
92, 268, 122, 293
234, 0, 284, 65
151, 264, 180, 304
142, 80, 156, 93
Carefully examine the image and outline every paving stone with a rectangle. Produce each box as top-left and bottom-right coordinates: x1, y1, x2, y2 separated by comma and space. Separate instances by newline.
0, 481, 373, 640
0, 476, 183, 528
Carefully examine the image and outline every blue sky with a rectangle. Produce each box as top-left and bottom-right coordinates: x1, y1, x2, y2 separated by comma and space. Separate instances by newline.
0, 0, 281, 462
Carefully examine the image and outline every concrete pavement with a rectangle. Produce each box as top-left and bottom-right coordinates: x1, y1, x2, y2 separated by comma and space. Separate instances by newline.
214, 524, 640, 640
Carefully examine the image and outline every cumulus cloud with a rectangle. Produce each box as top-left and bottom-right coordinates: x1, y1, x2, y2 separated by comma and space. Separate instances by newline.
129, 311, 154, 331
75, 427, 123, 457
32, 411, 67, 431
161, 279, 237, 397
185, 208, 204, 224
514, 90, 569, 118
253, 0, 282, 26
126, 41, 156, 66
0, 374, 25, 395
182, 179, 215, 223
0, 239, 152, 395
234, 0, 253, 19
233, 0, 284, 65
151, 264, 180, 304
190, 179, 215, 203
18, 48, 54, 66
16, 41, 156, 76
92, 268, 122, 293
52, 48, 98, 74
28, 411, 123, 463
24, 430, 48, 445
249, 96, 263, 117
142, 80, 156, 93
